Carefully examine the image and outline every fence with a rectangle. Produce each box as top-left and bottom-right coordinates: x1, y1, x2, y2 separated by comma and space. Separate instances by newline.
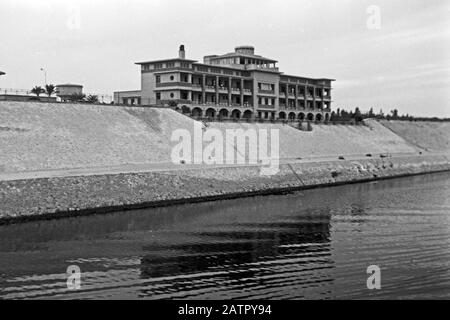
0, 88, 113, 104
187, 115, 365, 126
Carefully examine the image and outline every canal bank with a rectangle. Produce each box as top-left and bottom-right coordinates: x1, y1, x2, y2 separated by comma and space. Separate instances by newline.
1, 154, 448, 223
1, 101, 450, 223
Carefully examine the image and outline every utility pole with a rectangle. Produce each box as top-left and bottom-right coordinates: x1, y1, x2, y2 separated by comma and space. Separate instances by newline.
40, 68, 47, 85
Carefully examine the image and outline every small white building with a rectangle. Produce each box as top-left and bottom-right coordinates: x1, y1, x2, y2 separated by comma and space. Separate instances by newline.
55, 84, 83, 102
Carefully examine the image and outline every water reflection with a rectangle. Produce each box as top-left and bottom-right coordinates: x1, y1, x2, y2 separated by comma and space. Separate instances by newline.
0, 172, 449, 299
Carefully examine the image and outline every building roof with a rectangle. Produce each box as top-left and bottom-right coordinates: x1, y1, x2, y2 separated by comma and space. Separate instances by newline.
210, 52, 278, 63
281, 74, 336, 82
135, 58, 197, 65
56, 84, 83, 87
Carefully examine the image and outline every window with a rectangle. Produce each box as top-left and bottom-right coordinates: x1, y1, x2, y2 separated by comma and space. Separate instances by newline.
166, 62, 175, 68
170, 93, 174, 98
170, 75, 174, 81
156, 93, 161, 100
197, 66, 208, 72
154, 63, 163, 69
156, 75, 161, 83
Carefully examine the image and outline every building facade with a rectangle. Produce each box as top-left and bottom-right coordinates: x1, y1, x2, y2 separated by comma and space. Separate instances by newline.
115, 45, 334, 122
55, 84, 83, 102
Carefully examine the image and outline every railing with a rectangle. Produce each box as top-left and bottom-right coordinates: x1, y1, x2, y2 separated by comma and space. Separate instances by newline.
258, 105, 275, 109
155, 82, 192, 88
189, 116, 366, 127
0, 87, 113, 103
245, 64, 279, 72
258, 89, 275, 94
243, 89, 252, 93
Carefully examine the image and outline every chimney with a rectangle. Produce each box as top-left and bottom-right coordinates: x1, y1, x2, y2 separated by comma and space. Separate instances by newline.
179, 45, 185, 59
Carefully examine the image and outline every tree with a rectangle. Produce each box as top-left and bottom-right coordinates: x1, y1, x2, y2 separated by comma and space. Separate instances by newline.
69, 93, 86, 102
391, 109, 399, 119
368, 107, 374, 118
86, 95, 99, 103
354, 107, 363, 122
31, 86, 45, 97
45, 84, 55, 98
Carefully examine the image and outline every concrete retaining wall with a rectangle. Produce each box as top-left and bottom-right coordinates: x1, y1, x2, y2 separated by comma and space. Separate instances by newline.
1, 154, 448, 223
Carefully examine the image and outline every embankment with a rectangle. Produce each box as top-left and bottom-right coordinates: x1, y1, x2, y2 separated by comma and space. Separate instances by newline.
0, 101, 449, 222
380, 120, 450, 153
1, 154, 448, 222
0, 101, 422, 173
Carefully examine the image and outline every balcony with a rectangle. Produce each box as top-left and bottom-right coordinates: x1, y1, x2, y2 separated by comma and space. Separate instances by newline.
231, 88, 241, 93
243, 88, 252, 94
258, 104, 275, 109
258, 89, 275, 94
323, 95, 331, 100
155, 82, 192, 88
245, 64, 279, 72
191, 83, 202, 91
205, 85, 215, 90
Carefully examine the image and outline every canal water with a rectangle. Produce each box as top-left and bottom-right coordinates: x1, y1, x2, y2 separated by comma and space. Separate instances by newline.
0, 172, 449, 299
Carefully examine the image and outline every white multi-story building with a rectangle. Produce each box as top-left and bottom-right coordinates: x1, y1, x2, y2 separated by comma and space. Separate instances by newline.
115, 45, 334, 122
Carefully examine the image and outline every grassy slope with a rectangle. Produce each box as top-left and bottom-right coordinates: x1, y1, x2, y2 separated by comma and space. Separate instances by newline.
379, 120, 450, 153
1, 102, 440, 174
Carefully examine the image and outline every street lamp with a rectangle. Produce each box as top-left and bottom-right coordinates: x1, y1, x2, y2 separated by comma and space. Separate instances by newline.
40, 68, 47, 85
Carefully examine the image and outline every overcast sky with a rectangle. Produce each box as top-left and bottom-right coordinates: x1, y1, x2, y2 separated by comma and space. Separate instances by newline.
0, 0, 449, 116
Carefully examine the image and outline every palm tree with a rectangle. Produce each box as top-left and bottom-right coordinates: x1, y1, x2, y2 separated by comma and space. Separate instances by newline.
69, 93, 86, 103
86, 95, 99, 104
45, 84, 55, 98
31, 86, 45, 97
